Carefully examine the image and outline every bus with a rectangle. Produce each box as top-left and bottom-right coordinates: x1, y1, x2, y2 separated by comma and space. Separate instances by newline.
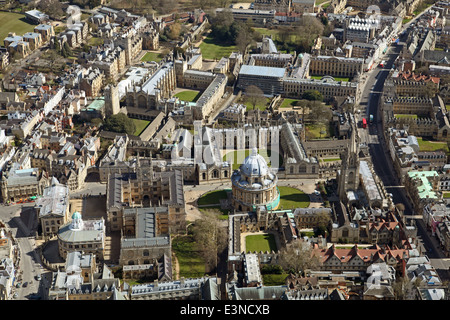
362, 118, 367, 128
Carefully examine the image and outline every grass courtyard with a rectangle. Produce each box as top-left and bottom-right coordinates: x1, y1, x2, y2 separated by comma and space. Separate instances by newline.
279, 98, 302, 109
305, 123, 334, 139
310, 75, 350, 82
132, 119, 150, 136
199, 36, 237, 60
278, 186, 310, 210
417, 137, 449, 153
174, 90, 202, 102
0, 12, 36, 43
245, 233, 278, 253
172, 235, 206, 278
223, 149, 283, 170
141, 51, 163, 62
197, 190, 228, 206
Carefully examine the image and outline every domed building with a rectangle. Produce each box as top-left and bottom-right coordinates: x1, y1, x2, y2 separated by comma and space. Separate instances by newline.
58, 211, 105, 261
231, 148, 279, 212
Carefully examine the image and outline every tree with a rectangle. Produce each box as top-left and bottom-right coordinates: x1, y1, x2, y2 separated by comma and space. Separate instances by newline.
294, 16, 324, 52
278, 240, 320, 275
244, 85, 266, 111
103, 113, 136, 135
315, 210, 331, 234
235, 22, 254, 54
38, 0, 63, 18
192, 212, 228, 273
167, 22, 182, 40
424, 81, 439, 98
302, 90, 323, 101
392, 276, 417, 300
61, 42, 72, 58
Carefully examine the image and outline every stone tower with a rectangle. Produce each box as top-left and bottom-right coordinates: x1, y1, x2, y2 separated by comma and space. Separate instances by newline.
338, 124, 360, 202
104, 84, 120, 117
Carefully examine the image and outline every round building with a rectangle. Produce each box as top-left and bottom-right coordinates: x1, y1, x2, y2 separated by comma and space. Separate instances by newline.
231, 148, 279, 212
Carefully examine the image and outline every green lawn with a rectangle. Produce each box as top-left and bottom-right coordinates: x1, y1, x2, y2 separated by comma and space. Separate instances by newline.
244, 97, 271, 111
88, 37, 104, 46
197, 190, 229, 206
174, 90, 202, 102
253, 27, 296, 43
395, 114, 418, 119
306, 123, 334, 139
172, 235, 206, 278
278, 186, 310, 209
323, 158, 341, 162
141, 51, 163, 62
310, 75, 350, 82
199, 36, 237, 60
132, 119, 150, 136
0, 12, 36, 43
402, 18, 412, 24
223, 148, 283, 170
279, 98, 302, 109
198, 206, 230, 220
417, 137, 449, 153
245, 234, 278, 253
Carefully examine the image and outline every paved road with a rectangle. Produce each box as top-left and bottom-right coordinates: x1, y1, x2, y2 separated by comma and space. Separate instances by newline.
362, 39, 450, 281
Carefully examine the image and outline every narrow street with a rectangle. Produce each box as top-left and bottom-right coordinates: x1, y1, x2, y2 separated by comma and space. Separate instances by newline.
361, 38, 450, 281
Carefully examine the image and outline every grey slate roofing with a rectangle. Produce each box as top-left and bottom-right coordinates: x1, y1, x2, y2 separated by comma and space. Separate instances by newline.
130, 277, 216, 296
35, 177, 69, 218
58, 217, 105, 243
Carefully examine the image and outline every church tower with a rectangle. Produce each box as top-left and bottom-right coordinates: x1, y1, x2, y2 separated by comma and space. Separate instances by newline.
338, 124, 360, 202
104, 84, 120, 117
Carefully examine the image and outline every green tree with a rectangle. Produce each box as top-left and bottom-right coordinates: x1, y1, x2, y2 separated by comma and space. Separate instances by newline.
302, 90, 323, 101
103, 113, 136, 135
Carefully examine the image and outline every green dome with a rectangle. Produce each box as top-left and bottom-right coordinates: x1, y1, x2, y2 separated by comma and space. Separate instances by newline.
72, 211, 82, 220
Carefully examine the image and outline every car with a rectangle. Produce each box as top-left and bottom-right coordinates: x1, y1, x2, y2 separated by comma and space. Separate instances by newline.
22, 282, 28, 288
15, 282, 22, 288
13, 292, 18, 298
35, 274, 42, 281
314, 190, 320, 195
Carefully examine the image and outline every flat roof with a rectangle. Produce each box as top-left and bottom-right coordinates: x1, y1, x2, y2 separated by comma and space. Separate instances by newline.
239, 65, 286, 78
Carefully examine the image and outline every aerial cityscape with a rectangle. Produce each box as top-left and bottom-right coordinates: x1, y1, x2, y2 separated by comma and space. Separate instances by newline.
1, 0, 450, 302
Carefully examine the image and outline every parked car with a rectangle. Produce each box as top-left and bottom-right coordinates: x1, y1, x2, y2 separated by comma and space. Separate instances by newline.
22, 282, 28, 288
35, 274, 41, 281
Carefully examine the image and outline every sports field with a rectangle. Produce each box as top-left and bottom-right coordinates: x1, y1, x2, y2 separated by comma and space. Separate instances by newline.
0, 12, 36, 43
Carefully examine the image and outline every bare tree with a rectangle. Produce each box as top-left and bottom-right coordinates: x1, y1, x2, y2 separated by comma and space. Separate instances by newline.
192, 212, 228, 273
244, 85, 266, 111
278, 240, 320, 275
